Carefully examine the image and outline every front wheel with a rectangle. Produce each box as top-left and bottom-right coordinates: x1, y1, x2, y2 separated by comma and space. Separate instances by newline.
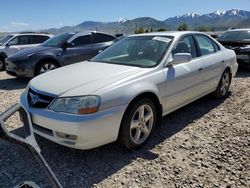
119, 98, 157, 149
36, 61, 58, 75
213, 70, 231, 98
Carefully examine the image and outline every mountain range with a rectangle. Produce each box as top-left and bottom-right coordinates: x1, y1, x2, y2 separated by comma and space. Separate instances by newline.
44, 9, 250, 34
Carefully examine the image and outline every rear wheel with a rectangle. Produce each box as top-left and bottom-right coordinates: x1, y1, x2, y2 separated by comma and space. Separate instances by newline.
119, 98, 157, 149
36, 61, 58, 75
213, 69, 231, 98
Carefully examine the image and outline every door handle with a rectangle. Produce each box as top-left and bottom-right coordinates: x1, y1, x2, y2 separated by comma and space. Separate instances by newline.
221, 59, 225, 63
198, 68, 203, 71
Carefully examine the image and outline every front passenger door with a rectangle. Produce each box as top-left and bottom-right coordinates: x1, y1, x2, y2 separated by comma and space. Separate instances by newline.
163, 35, 206, 113
62, 35, 93, 65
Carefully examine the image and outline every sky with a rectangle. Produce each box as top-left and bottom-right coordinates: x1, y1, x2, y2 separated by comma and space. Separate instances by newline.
1, 0, 250, 32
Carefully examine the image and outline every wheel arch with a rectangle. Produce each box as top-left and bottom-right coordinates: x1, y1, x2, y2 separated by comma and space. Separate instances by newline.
35, 57, 60, 75
121, 91, 163, 129
0, 52, 7, 59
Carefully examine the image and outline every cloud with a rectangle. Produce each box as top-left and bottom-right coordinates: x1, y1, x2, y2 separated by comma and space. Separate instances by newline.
11, 22, 29, 27
58, 22, 64, 26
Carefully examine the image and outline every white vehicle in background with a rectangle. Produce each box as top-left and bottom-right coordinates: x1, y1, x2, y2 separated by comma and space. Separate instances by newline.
2, 31, 238, 150
0, 32, 53, 70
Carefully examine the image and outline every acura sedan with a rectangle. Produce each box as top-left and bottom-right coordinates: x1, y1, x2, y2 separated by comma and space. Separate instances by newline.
17, 31, 237, 150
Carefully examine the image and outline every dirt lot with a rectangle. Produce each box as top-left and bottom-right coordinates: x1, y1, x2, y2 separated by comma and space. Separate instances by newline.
0, 70, 249, 188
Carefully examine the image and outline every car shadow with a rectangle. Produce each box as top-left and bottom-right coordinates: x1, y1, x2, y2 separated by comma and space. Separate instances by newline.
0, 77, 30, 90
5, 93, 229, 188
236, 68, 250, 78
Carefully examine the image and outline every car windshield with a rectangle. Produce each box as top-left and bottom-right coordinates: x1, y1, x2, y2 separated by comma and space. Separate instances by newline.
92, 36, 173, 68
218, 30, 250, 41
42, 33, 74, 47
0, 35, 13, 45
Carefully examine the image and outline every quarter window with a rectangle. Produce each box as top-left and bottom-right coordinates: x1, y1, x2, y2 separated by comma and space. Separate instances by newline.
195, 35, 215, 56
172, 35, 197, 58
72, 35, 91, 46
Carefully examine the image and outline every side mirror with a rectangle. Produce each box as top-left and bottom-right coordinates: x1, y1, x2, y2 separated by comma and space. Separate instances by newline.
62, 42, 74, 49
171, 53, 192, 65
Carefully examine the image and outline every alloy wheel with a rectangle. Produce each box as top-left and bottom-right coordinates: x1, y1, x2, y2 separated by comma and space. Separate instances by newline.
40, 63, 56, 74
220, 72, 230, 96
130, 104, 154, 144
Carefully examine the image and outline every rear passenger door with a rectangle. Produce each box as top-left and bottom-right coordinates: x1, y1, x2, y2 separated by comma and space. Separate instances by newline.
194, 34, 225, 92
63, 35, 93, 65
92, 33, 116, 55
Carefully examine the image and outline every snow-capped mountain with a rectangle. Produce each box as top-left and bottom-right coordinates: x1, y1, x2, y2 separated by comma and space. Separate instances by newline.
164, 9, 250, 30
175, 12, 201, 19
45, 9, 250, 34
118, 18, 128, 23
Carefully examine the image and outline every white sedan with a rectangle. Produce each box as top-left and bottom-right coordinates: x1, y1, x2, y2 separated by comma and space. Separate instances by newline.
17, 31, 237, 150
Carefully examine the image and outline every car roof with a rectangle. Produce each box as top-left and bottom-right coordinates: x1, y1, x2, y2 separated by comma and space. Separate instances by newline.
129, 31, 206, 38
72, 31, 117, 38
10, 33, 53, 37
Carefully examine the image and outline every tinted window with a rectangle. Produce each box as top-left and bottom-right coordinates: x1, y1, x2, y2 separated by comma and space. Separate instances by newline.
218, 30, 250, 41
72, 35, 91, 46
30, 35, 50, 44
18, 36, 30, 45
42, 33, 74, 47
195, 35, 215, 56
172, 35, 197, 58
93, 33, 115, 44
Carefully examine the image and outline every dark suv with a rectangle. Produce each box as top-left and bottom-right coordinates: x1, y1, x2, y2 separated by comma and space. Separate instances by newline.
218, 29, 250, 67
5, 31, 117, 77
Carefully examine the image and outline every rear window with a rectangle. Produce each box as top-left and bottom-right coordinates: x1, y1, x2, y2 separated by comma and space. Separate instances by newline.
92, 33, 116, 44
218, 30, 250, 41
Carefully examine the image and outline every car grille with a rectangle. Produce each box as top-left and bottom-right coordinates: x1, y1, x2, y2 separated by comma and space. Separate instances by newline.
27, 88, 55, 108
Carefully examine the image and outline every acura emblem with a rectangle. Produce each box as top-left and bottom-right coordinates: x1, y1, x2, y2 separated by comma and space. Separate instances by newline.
29, 92, 50, 105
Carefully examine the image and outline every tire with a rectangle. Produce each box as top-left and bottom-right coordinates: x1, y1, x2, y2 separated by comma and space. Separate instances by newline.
36, 61, 58, 75
119, 98, 157, 150
0, 57, 5, 71
213, 69, 231, 98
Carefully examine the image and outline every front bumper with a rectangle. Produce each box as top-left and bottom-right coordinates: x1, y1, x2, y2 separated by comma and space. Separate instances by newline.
5, 58, 36, 77
20, 92, 126, 150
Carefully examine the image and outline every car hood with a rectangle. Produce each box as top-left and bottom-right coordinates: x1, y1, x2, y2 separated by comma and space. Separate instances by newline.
218, 40, 250, 48
29, 61, 144, 97
8, 46, 56, 58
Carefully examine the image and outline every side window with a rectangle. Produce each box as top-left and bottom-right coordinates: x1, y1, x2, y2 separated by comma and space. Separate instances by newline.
213, 41, 220, 52
30, 35, 50, 44
92, 33, 115, 44
172, 35, 197, 58
18, 36, 30, 45
8, 37, 18, 45
72, 35, 91, 46
195, 35, 215, 56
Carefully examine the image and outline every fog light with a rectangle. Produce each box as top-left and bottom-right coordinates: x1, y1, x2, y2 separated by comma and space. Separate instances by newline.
56, 132, 77, 140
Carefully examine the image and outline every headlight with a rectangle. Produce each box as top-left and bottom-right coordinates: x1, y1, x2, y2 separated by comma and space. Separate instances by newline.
49, 96, 100, 114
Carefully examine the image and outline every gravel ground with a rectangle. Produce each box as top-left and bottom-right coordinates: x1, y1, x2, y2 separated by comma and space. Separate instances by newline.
0, 70, 249, 188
